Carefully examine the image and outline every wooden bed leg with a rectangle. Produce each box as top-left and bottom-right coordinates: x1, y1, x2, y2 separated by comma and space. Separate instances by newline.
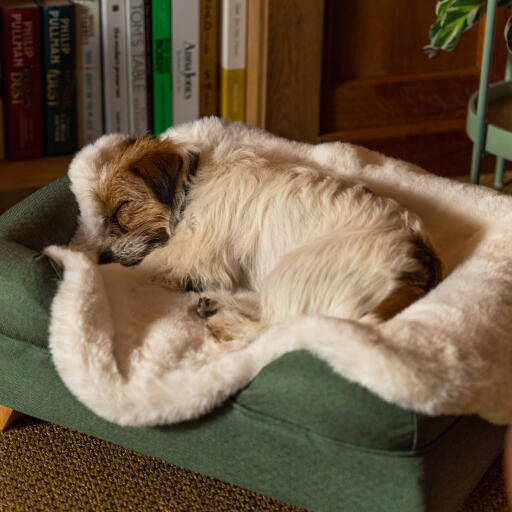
0, 405, 22, 431
505, 426, 512, 508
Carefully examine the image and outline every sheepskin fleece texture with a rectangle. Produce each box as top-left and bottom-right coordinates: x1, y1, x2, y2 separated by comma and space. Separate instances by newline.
45, 118, 512, 427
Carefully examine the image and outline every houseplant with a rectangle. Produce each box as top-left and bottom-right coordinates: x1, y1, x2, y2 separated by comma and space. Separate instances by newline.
423, 0, 512, 58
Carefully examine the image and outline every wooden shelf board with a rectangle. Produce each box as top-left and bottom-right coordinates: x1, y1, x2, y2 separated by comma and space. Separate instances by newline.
0, 155, 72, 192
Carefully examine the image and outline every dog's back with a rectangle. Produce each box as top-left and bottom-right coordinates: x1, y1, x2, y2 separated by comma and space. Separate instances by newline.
186, 160, 443, 335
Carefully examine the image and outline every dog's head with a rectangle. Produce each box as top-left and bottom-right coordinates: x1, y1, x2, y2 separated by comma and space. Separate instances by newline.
69, 134, 199, 266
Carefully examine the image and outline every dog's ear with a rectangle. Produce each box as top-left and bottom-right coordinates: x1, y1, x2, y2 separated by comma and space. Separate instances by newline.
130, 150, 183, 207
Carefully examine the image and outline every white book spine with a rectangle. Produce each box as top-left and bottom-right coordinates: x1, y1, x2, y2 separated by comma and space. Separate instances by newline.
172, 0, 199, 126
101, 0, 130, 134
221, 0, 246, 70
73, 0, 103, 146
126, 0, 148, 136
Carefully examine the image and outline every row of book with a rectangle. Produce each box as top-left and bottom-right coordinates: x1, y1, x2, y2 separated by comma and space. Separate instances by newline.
0, 0, 248, 160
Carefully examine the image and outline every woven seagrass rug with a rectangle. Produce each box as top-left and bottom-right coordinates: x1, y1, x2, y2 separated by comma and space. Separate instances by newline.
0, 415, 305, 512
0, 410, 509, 512
0, 414, 507, 512
1, 172, 511, 512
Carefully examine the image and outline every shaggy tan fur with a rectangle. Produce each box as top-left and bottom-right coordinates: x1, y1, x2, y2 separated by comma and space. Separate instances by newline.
71, 124, 442, 341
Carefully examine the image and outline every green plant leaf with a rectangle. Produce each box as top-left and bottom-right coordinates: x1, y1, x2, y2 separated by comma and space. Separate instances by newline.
424, 0, 512, 58
506, 15, 512, 53
424, 0, 486, 58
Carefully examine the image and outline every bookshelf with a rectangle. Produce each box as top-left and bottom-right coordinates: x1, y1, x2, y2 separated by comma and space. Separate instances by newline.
0, 156, 72, 212
246, 0, 324, 143
0, 0, 325, 214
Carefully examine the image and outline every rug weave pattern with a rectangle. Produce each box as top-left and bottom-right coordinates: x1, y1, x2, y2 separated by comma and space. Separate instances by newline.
0, 414, 507, 511
0, 416, 303, 511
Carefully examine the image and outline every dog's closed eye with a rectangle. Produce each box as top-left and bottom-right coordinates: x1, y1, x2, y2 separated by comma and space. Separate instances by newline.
109, 200, 132, 233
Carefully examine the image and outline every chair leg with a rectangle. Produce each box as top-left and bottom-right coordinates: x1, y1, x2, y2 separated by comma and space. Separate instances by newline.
0, 404, 22, 431
469, 0, 498, 184
494, 156, 505, 189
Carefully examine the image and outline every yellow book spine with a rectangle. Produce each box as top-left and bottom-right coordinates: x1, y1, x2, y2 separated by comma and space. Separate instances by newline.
220, 68, 245, 121
200, 0, 219, 117
220, 0, 246, 122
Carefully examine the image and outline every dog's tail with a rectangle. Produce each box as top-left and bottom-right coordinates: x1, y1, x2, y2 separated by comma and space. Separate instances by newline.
371, 233, 443, 321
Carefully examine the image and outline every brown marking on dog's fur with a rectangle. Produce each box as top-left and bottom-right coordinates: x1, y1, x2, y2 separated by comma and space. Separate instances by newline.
372, 236, 443, 320
105, 136, 188, 205
95, 136, 195, 266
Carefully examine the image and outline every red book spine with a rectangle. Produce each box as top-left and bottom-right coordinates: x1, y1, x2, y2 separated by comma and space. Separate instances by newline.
1, 5, 44, 159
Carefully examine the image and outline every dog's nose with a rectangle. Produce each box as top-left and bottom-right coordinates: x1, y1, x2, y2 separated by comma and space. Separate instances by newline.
98, 249, 113, 265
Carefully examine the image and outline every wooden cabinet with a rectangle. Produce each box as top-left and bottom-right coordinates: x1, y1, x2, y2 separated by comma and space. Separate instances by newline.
321, 0, 510, 177
246, 0, 324, 142
322, 0, 488, 138
250, 0, 510, 177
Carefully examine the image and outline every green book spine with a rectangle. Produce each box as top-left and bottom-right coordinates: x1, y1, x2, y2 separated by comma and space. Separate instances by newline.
151, 0, 172, 135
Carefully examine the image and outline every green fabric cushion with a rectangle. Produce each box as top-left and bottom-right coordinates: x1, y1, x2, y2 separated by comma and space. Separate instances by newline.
0, 178, 457, 451
0, 178, 506, 511
239, 351, 457, 451
0, 177, 78, 347
0, 330, 505, 512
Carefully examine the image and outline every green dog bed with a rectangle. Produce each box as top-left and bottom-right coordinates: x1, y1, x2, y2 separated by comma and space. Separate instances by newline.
0, 176, 506, 512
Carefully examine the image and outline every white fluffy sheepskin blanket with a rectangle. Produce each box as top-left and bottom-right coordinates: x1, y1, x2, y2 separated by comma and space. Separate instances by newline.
44, 118, 512, 427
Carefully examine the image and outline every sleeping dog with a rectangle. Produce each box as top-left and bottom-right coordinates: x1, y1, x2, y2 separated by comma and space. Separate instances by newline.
68, 118, 442, 341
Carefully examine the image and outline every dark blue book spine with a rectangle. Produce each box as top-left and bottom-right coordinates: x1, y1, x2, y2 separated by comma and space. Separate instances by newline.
40, 2, 76, 155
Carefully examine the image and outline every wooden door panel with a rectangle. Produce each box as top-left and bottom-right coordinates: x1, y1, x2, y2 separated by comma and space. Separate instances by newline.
321, 0, 509, 140
330, 0, 481, 80
322, 71, 478, 135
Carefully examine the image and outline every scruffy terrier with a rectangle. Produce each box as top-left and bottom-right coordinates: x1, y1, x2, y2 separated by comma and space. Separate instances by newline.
68, 118, 442, 342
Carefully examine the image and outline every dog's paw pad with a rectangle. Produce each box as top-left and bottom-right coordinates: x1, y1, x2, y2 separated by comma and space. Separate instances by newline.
196, 297, 219, 319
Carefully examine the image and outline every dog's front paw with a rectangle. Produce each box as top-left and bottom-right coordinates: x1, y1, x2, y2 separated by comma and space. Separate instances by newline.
196, 296, 219, 319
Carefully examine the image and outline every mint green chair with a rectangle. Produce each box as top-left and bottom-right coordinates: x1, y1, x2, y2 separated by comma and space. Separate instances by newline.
467, 0, 512, 188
